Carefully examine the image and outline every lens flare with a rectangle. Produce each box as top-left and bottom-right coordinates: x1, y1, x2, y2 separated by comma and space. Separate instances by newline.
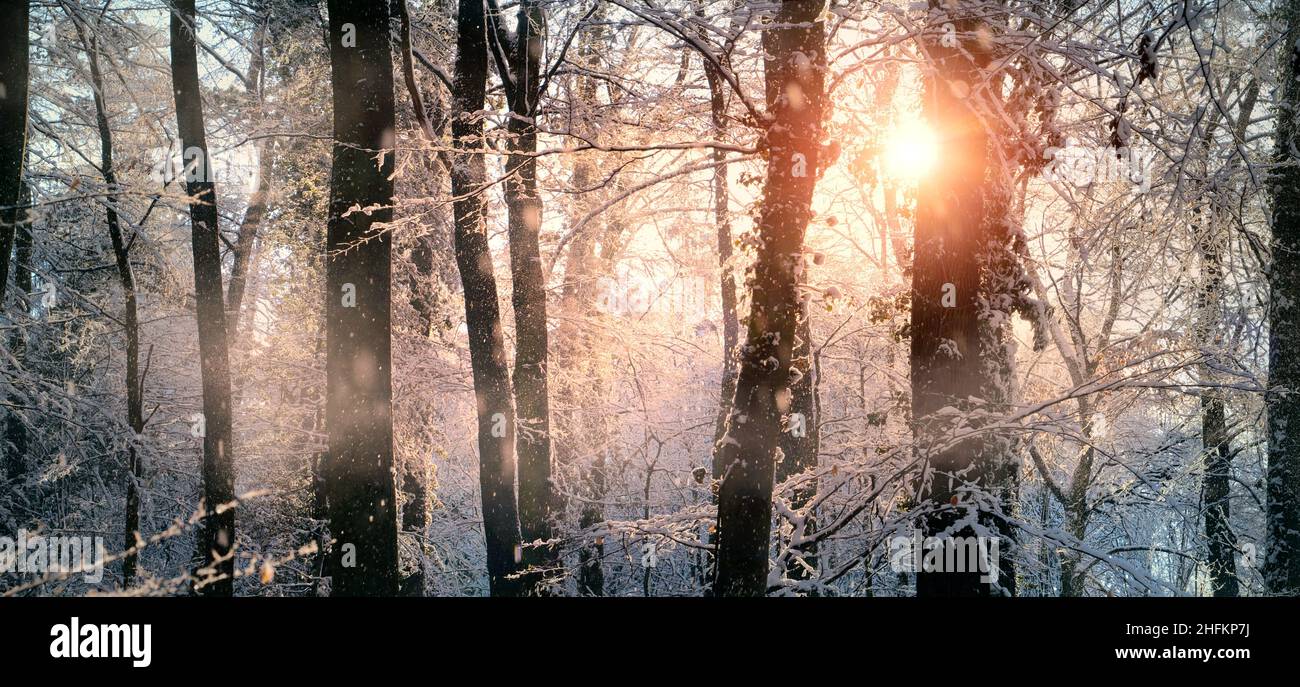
883, 120, 939, 182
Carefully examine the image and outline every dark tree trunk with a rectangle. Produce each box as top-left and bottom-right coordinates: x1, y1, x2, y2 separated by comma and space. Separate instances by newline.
1194, 158, 1237, 597
501, 0, 558, 594
0, 0, 29, 484
452, 0, 523, 597
1202, 391, 1238, 596
713, 0, 825, 597
73, 12, 148, 587
702, 22, 739, 593
1195, 78, 1257, 598
704, 25, 739, 484
1268, 3, 1300, 595
1058, 413, 1095, 597
322, 0, 400, 597
911, 1, 997, 597
170, 0, 236, 597
0, 0, 28, 308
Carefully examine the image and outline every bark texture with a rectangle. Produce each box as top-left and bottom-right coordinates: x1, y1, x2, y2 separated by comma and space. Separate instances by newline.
713, 0, 825, 597
171, 0, 236, 596
323, 0, 400, 596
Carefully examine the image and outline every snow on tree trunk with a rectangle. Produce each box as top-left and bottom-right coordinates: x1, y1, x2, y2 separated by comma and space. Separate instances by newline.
713, 0, 826, 597
452, 0, 523, 597
1268, 2, 1300, 596
503, 0, 559, 595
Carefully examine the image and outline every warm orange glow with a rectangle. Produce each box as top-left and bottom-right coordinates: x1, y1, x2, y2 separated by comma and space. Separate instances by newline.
883, 120, 939, 182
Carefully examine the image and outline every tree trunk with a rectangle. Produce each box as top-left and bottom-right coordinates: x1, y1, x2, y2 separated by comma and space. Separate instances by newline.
0, 0, 28, 308
170, 0, 236, 597
911, 1, 997, 597
502, 0, 558, 594
1195, 173, 1238, 597
702, 21, 739, 593
0, 0, 29, 484
713, 0, 825, 597
1268, 1, 1300, 596
705, 22, 739, 485
1201, 390, 1238, 596
73, 12, 148, 587
225, 22, 272, 337
322, 0, 400, 597
1196, 78, 1258, 597
452, 0, 523, 597
226, 140, 272, 337
1058, 416, 1094, 597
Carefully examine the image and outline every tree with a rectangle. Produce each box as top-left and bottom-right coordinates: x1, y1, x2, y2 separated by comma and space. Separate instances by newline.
713, 0, 826, 597
909, 0, 1010, 597
0, 1, 29, 485
701, 0, 740, 592
452, 0, 523, 596
69, 5, 149, 588
696, 0, 742, 476
496, 0, 559, 593
1268, 0, 1300, 596
3, 184, 29, 484
1196, 77, 1257, 598
225, 15, 273, 338
0, 0, 28, 309
322, 0, 401, 597
170, 0, 236, 596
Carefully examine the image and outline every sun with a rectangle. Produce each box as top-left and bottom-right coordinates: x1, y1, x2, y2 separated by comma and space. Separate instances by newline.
883, 120, 939, 183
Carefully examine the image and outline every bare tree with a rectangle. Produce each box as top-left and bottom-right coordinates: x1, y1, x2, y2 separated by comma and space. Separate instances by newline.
495, 0, 559, 593
321, 0, 401, 596
452, 0, 523, 596
0, 0, 27, 308
170, 0, 236, 596
1268, 0, 1300, 596
713, 0, 826, 597
69, 5, 149, 587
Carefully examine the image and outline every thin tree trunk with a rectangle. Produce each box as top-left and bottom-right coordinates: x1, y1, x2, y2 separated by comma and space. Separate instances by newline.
701, 50, 738, 593
226, 140, 271, 336
170, 0, 236, 597
502, 0, 558, 594
0, 0, 29, 484
1194, 138, 1235, 597
1196, 78, 1257, 597
1058, 410, 1094, 597
225, 22, 272, 337
452, 0, 523, 597
72, 11, 148, 587
0, 0, 28, 307
713, 0, 826, 597
322, 0, 400, 597
1201, 390, 1238, 596
704, 15, 739, 485
1268, 1, 1300, 595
